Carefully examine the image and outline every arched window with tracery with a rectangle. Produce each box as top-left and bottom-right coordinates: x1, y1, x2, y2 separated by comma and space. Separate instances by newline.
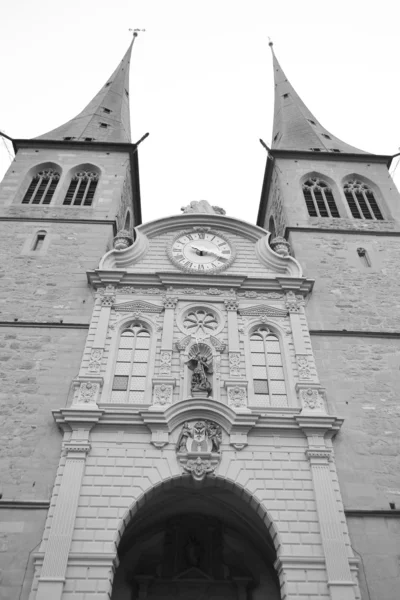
63, 170, 99, 206
302, 177, 339, 217
343, 180, 383, 220
111, 323, 151, 403
249, 327, 287, 407
22, 169, 60, 205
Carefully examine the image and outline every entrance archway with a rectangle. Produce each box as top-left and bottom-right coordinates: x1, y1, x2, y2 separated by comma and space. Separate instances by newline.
111, 477, 281, 600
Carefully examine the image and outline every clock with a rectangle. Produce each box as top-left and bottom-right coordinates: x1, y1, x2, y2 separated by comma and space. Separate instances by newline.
168, 229, 235, 273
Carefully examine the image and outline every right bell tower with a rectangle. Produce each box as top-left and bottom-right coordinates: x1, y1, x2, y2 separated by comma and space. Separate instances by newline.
258, 42, 400, 600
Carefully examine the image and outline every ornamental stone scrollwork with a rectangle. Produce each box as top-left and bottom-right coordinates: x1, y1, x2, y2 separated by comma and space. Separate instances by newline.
237, 291, 284, 300
175, 335, 192, 352
176, 420, 222, 481
114, 300, 164, 314
153, 383, 173, 407
88, 348, 103, 373
224, 299, 239, 311
209, 335, 226, 353
73, 381, 100, 405
299, 387, 325, 412
117, 287, 164, 295
159, 351, 172, 375
180, 200, 226, 215
229, 352, 241, 377
239, 304, 288, 318
225, 382, 248, 410
296, 355, 312, 379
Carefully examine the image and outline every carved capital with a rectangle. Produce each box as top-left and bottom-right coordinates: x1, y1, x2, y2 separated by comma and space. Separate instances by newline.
163, 296, 178, 309
224, 299, 239, 311
306, 448, 332, 463
63, 441, 91, 456
285, 291, 301, 313
99, 285, 116, 307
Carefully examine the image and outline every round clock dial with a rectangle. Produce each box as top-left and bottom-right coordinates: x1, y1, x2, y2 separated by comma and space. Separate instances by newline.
170, 231, 234, 272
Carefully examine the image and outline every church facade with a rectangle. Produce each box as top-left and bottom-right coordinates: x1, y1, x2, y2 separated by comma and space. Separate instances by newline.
0, 35, 399, 600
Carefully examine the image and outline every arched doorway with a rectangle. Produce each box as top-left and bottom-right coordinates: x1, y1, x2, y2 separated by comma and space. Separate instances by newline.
111, 479, 281, 600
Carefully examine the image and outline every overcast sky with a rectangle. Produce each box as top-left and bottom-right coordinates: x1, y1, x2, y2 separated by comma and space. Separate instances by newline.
1, 0, 399, 224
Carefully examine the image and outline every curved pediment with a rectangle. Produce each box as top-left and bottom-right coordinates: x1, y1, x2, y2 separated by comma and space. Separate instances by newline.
98, 213, 303, 278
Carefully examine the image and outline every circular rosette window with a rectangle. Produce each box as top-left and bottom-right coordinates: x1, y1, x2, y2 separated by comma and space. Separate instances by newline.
178, 305, 224, 338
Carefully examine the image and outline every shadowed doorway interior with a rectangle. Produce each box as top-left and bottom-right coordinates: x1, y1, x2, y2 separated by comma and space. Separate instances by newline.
111, 482, 281, 600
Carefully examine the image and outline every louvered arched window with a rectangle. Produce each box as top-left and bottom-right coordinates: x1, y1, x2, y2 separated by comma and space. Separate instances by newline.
343, 180, 383, 220
22, 169, 60, 205
63, 170, 99, 206
302, 178, 339, 217
250, 327, 287, 407
111, 323, 151, 403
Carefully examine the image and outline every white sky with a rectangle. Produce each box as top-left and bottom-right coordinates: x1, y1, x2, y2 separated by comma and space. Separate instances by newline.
1, 0, 399, 224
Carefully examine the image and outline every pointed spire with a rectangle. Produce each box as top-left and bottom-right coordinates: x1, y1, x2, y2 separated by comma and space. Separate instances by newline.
36, 35, 139, 143
269, 41, 366, 154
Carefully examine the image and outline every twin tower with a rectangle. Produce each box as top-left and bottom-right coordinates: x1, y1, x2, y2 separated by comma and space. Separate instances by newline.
0, 35, 399, 600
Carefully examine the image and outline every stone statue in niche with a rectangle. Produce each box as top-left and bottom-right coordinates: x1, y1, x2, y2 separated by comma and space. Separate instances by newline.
186, 345, 213, 397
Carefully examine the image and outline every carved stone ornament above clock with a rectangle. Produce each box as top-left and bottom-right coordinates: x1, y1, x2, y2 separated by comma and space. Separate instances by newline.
168, 228, 236, 273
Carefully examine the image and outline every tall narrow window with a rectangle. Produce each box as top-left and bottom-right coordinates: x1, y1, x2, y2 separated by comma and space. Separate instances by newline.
22, 169, 60, 205
343, 180, 383, 220
250, 327, 287, 407
33, 230, 46, 251
111, 323, 150, 404
63, 170, 99, 206
302, 178, 340, 217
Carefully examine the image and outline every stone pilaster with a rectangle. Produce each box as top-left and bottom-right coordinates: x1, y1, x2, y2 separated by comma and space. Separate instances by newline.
35, 411, 101, 600
224, 299, 242, 378
305, 443, 358, 600
151, 297, 177, 407
88, 286, 116, 374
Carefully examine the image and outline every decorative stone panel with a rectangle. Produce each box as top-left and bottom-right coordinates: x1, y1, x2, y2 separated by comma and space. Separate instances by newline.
224, 381, 249, 411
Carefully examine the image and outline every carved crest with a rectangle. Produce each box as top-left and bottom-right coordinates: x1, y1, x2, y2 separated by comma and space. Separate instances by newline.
176, 420, 222, 481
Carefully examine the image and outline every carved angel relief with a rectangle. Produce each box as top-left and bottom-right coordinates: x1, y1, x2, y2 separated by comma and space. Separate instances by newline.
176, 420, 222, 481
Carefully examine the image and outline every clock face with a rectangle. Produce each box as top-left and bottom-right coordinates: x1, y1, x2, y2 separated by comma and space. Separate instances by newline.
169, 230, 234, 273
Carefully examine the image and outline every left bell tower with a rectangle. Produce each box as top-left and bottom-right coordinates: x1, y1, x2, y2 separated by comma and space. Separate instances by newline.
0, 35, 143, 600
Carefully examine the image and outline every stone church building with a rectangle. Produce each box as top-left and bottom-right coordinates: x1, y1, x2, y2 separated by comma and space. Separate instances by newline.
0, 35, 399, 600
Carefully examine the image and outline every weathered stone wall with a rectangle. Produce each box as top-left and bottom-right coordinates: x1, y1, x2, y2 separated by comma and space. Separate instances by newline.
290, 230, 400, 331
0, 221, 114, 323
0, 508, 47, 600
0, 326, 88, 599
347, 515, 400, 600
311, 335, 400, 509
